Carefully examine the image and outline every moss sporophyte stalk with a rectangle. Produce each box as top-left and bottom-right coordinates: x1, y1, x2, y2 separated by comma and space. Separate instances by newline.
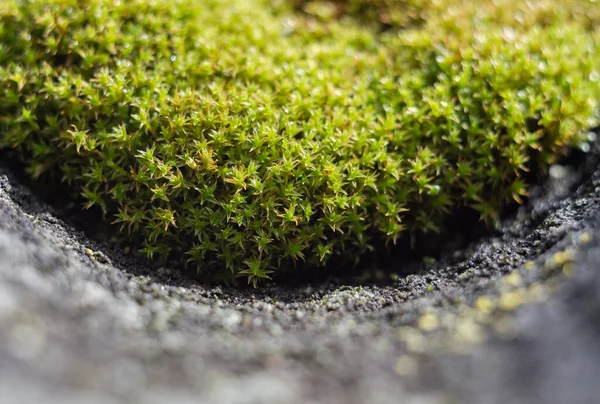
1, 0, 599, 285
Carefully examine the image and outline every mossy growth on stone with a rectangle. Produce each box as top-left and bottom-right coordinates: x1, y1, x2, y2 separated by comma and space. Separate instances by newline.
1, 0, 599, 285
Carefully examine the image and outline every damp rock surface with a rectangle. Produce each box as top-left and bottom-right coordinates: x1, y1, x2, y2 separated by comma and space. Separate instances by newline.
1, 159, 600, 404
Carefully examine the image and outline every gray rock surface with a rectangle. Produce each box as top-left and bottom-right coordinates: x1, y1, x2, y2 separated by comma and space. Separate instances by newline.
1, 156, 599, 404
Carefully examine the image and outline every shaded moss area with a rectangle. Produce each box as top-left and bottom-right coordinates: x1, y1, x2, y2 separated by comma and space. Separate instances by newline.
0, 0, 599, 284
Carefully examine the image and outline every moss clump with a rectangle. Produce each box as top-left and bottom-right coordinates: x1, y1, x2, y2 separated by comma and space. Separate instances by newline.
1, 0, 599, 285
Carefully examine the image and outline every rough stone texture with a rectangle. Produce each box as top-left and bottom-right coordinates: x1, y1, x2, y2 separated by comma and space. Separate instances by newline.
1, 147, 600, 403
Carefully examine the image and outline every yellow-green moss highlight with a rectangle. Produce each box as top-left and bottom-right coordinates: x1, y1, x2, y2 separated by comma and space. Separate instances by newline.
1, 0, 599, 285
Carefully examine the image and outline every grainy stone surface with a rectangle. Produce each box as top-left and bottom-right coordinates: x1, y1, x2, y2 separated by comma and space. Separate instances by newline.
1, 150, 600, 404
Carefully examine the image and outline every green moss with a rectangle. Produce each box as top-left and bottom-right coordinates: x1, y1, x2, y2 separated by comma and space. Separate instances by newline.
1, 0, 599, 285
293, 0, 600, 31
